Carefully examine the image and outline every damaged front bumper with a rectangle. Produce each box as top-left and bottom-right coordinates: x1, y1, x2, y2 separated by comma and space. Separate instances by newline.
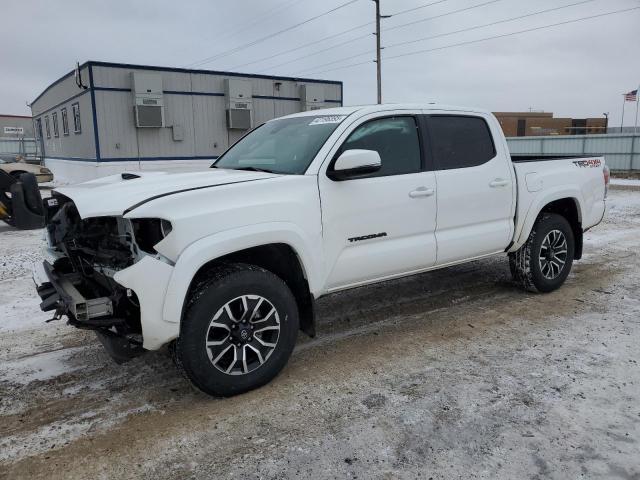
33, 253, 179, 362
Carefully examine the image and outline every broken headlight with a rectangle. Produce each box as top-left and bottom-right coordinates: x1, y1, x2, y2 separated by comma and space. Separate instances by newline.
131, 218, 172, 254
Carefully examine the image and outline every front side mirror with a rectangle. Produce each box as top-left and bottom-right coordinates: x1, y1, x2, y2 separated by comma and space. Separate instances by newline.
328, 149, 381, 181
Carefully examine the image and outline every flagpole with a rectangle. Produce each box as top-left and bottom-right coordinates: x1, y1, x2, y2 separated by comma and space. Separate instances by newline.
621, 94, 626, 132
635, 85, 639, 134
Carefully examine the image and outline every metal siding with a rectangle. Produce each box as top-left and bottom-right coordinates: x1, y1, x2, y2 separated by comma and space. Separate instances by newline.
33, 64, 340, 163
253, 99, 275, 126
193, 95, 227, 156
95, 90, 139, 159
31, 66, 90, 116
138, 93, 195, 158
37, 92, 97, 160
506, 134, 640, 170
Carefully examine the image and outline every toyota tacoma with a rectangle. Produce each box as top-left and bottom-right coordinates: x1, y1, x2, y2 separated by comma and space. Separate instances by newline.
33, 104, 609, 396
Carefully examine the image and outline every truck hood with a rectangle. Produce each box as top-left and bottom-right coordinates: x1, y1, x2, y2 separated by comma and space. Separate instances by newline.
55, 169, 279, 218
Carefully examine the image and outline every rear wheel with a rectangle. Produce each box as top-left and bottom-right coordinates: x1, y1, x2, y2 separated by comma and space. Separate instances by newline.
176, 264, 299, 397
509, 213, 575, 293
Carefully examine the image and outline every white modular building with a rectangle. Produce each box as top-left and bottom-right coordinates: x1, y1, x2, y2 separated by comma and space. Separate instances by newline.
30, 61, 343, 183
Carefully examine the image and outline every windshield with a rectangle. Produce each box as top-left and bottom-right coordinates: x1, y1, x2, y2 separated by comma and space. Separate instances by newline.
213, 114, 347, 174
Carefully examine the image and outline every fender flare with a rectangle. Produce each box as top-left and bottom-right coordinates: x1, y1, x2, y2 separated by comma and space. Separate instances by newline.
161, 222, 321, 324
511, 187, 585, 251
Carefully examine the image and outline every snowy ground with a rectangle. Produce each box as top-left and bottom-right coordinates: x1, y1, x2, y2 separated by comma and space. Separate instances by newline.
1, 189, 639, 479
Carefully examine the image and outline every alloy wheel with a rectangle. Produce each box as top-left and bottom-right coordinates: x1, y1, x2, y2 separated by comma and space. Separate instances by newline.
205, 294, 281, 375
538, 229, 568, 280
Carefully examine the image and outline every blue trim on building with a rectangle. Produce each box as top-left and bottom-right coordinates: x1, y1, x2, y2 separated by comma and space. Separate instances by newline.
88, 65, 101, 162
93, 86, 131, 93
92, 87, 341, 102
32, 60, 343, 106
32, 90, 90, 117
89, 60, 343, 86
45, 155, 218, 163
165, 90, 225, 97
45, 156, 98, 162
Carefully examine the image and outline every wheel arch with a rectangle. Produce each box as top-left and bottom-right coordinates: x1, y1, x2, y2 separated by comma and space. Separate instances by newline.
161, 224, 321, 338
513, 190, 584, 258
186, 243, 316, 338
538, 198, 583, 259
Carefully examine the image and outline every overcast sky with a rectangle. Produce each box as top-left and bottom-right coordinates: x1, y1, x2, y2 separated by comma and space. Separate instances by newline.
3, 0, 640, 126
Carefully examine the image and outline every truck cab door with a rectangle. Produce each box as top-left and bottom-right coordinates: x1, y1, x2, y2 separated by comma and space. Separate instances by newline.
423, 114, 515, 265
318, 113, 437, 292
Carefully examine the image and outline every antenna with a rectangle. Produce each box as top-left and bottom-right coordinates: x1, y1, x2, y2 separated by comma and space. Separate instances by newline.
75, 62, 88, 90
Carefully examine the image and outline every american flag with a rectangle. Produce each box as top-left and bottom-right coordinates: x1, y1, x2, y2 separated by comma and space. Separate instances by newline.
624, 89, 638, 102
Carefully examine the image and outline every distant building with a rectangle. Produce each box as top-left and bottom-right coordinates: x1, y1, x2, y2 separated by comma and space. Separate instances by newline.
493, 112, 607, 137
30, 61, 343, 183
0, 114, 34, 138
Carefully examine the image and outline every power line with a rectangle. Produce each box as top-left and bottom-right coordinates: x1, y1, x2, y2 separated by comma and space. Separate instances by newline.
257, 32, 373, 73
229, 0, 455, 72
385, 0, 502, 33
228, 23, 372, 71
185, 0, 361, 68
389, 0, 452, 17
302, 6, 640, 76
212, 0, 305, 42
293, 0, 501, 75
385, 0, 599, 50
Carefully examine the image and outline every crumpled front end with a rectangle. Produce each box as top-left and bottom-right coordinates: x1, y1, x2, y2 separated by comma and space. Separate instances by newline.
34, 192, 177, 362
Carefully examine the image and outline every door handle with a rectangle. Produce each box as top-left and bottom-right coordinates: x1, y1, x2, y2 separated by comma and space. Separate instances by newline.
489, 178, 510, 188
409, 187, 435, 198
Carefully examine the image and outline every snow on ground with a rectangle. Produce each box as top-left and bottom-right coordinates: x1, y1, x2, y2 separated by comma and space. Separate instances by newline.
611, 178, 640, 186
0, 189, 639, 479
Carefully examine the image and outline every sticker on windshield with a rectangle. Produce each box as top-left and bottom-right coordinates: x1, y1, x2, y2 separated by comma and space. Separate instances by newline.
309, 115, 346, 125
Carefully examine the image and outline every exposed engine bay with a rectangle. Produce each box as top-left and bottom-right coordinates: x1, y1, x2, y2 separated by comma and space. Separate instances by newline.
37, 192, 171, 362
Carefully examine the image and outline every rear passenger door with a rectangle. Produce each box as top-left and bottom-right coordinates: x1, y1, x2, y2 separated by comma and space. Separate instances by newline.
424, 114, 515, 265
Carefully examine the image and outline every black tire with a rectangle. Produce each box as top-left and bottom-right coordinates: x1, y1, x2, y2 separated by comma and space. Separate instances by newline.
176, 263, 299, 397
509, 213, 575, 293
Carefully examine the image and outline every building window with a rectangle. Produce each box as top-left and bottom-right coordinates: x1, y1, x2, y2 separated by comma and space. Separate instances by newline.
45, 115, 51, 139
61, 108, 69, 135
35, 118, 42, 139
72, 103, 81, 133
52, 112, 59, 138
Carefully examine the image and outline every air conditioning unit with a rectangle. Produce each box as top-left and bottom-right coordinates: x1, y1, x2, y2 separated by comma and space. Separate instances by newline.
224, 79, 253, 130
132, 72, 164, 128
300, 84, 325, 111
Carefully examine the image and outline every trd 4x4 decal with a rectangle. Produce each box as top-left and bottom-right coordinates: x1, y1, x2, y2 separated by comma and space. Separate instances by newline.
573, 159, 601, 168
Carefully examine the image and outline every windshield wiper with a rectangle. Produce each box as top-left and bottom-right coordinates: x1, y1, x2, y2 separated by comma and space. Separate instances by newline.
233, 166, 278, 174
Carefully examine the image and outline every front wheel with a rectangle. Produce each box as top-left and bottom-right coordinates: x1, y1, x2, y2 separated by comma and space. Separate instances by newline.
509, 213, 575, 293
176, 264, 299, 397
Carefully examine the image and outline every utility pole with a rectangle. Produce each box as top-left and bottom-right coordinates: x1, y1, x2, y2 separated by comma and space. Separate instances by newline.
373, 0, 390, 104
374, 0, 382, 104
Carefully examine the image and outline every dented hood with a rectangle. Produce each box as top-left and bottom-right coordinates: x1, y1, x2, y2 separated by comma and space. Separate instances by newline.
55, 169, 279, 218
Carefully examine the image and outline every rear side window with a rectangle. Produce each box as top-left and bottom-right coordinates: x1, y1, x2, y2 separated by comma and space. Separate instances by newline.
427, 116, 496, 170
340, 116, 421, 177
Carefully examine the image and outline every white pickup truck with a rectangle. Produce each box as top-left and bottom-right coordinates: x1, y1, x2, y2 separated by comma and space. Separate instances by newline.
34, 104, 608, 396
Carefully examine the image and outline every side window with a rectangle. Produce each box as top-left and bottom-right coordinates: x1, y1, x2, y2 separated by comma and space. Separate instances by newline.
428, 116, 496, 170
61, 108, 69, 135
45, 115, 51, 139
52, 112, 59, 138
339, 116, 421, 177
72, 103, 81, 133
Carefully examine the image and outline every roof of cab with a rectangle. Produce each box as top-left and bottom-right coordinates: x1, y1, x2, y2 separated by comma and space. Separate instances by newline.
277, 103, 491, 121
